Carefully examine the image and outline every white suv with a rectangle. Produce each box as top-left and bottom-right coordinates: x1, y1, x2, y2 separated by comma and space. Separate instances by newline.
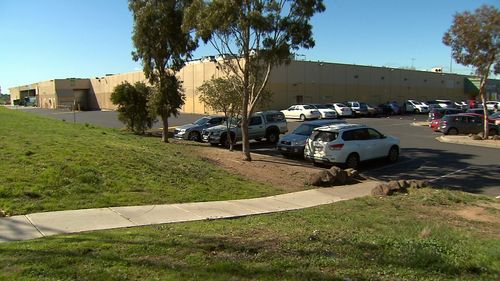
304, 124, 400, 169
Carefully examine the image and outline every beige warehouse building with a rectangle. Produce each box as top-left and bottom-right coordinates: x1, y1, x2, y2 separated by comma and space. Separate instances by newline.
9, 59, 500, 113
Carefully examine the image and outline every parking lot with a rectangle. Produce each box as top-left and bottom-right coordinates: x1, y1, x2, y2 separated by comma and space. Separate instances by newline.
18, 107, 500, 197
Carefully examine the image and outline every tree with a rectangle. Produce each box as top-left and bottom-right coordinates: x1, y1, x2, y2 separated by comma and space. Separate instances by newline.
184, 0, 325, 160
111, 81, 154, 134
129, 0, 197, 143
198, 76, 243, 151
443, 5, 499, 138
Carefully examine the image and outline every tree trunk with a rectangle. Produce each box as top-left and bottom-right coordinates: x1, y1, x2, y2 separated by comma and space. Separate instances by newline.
479, 77, 488, 139
161, 112, 169, 143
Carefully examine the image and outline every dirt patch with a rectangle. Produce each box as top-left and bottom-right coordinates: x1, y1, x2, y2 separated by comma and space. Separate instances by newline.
192, 145, 323, 192
450, 204, 500, 224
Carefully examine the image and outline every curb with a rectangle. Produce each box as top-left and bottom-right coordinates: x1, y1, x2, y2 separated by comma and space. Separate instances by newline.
436, 136, 500, 149
411, 121, 429, 127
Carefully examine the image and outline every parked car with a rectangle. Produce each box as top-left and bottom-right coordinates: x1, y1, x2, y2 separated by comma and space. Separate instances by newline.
202, 111, 288, 147
466, 108, 493, 116
433, 99, 455, 109
363, 103, 381, 117
404, 100, 430, 114
485, 101, 499, 111
439, 114, 498, 135
454, 101, 469, 110
309, 104, 338, 119
490, 112, 500, 125
174, 116, 227, 141
304, 123, 400, 169
379, 101, 401, 115
427, 108, 463, 122
345, 101, 368, 117
281, 105, 321, 121
329, 103, 353, 117
277, 119, 347, 158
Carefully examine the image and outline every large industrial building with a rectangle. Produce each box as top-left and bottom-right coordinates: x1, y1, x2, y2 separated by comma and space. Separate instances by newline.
9, 59, 500, 114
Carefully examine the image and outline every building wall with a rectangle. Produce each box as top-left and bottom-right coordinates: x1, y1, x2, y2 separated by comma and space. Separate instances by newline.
9, 60, 496, 113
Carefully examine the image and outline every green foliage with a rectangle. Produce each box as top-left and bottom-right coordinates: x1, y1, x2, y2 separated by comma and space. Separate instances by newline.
443, 5, 499, 76
0, 108, 281, 215
129, 0, 197, 142
110, 81, 154, 134
184, 0, 324, 159
198, 76, 242, 116
0, 188, 498, 280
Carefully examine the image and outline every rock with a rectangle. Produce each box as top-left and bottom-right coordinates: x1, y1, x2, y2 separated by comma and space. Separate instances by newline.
492, 135, 500, 140
0, 209, 5, 217
308, 170, 335, 187
398, 180, 410, 189
387, 180, 402, 191
334, 169, 348, 185
408, 180, 428, 189
371, 184, 392, 196
344, 168, 360, 179
470, 134, 483, 140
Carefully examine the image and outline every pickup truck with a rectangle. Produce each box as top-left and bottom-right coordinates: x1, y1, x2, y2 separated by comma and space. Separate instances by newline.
201, 111, 288, 147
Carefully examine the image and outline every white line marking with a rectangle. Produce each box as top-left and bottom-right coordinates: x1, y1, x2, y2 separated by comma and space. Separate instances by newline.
428, 166, 471, 182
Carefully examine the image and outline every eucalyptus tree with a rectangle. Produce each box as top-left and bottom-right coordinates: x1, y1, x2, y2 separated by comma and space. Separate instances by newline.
184, 0, 325, 160
129, 0, 197, 142
443, 5, 499, 138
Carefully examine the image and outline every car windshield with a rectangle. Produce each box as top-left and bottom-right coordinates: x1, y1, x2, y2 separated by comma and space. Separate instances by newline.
303, 105, 314, 109
313, 104, 329, 109
292, 124, 319, 136
223, 117, 240, 126
336, 103, 347, 107
193, 117, 210, 125
490, 112, 500, 118
412, 101, 423, 105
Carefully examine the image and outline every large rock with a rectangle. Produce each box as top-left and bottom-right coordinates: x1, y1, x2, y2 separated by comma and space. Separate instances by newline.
408, 179, 428, 189
387, 180, 403, 192
371, 184, 392, 196
470, 134, 483, 140
328, 166, 349, 185
308, 170, 335, 187
344, 168, 360, 179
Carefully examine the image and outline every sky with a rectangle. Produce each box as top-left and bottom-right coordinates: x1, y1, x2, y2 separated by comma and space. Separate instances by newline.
0, 0, 498, 94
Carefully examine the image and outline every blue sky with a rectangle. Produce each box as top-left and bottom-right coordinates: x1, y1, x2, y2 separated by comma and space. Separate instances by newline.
0, 0, 498, 94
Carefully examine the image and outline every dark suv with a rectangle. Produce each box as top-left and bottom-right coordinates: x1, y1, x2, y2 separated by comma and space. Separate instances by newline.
439, 114, 498, 135
427, 108, 463, 122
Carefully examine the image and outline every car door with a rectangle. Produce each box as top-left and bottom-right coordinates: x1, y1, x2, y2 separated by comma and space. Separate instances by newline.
366, 128, 387, 158
284, 106, 296, 118
467, 116, 483, 134
248, 116, 265, 138
351, 128, 373, 160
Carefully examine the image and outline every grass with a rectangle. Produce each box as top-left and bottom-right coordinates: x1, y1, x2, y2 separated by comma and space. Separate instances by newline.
0, 107, 282, 215
0, 188, 498, 280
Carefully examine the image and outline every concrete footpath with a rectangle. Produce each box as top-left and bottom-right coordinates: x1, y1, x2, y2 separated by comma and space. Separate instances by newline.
0, 181, 379, 243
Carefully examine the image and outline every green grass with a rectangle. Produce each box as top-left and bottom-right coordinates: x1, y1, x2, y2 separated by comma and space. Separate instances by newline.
1, 188, 498, 280
0, 107, 282, 215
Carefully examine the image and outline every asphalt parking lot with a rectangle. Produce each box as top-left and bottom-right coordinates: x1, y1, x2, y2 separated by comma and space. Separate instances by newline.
15, 107, 500, 197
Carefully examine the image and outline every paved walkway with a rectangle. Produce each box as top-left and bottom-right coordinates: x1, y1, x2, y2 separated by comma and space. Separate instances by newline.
0, 181, 379, 243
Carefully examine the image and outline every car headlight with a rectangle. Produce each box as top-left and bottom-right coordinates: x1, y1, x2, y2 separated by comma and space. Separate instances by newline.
291, 140, 306, 146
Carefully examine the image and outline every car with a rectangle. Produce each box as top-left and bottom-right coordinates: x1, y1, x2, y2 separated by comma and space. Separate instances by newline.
379, 101, 401, 115
304, 123, 400, 169
329, 103, 353, 117
277, 119, 347, 158
485, 101, 499, 111
309, 104, 338, 119
427, 108, 463, 122
429, 118, 441, 132
490, 112, 500, 125
345, 101, 368, 117
202, 111, 288, 147
466, 108, 493, 116
281, 104, 321, 121
173, 116, 227, 141
454, 101, 469, 110
439, 114, 498, 136
362, 103, 381, 117
404, 100, 430, 114
433, 99, 455, 109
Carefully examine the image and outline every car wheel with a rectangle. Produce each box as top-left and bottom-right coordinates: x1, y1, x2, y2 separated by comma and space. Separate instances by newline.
300, 114, 306, 121
447, 128, 459, 135
414, 109, 420, 114
388, 146, 399, 163
188, 131, 201, 142
489, 128, 498, 136
345, 153, 359, 169
266, 130, 279, 143
220, 134, 231, 148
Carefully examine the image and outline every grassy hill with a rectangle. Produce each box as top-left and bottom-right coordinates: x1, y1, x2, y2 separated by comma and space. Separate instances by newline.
0, 107, 281, 215
0, 188, 498, 280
